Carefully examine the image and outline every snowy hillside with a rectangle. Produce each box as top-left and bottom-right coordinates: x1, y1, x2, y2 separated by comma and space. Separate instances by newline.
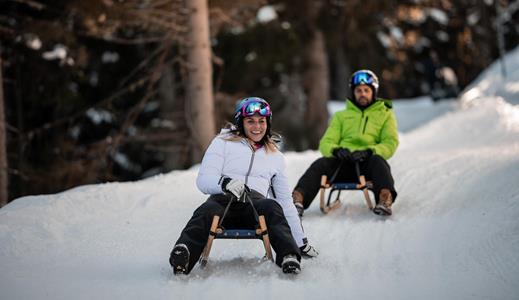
1, 47, 519, 300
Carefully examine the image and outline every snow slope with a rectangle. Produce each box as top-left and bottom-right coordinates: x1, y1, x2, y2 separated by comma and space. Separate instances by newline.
1, 48, 519, 299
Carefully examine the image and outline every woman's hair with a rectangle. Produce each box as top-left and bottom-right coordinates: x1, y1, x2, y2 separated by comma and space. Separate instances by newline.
219, 122, 280, 153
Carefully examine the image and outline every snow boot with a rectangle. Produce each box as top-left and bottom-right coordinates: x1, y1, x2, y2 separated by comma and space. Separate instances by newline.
300, 243, 319, 258
170, 244, 190, 275
292, 190, 305, 217
373, 189, 393, 216
282, 254, 301, 274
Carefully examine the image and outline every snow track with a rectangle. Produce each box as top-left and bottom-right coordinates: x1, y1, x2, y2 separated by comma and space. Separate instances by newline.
2, 48, 519, 299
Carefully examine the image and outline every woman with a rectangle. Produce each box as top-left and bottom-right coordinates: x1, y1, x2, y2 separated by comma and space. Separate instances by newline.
170, 97, 317, 275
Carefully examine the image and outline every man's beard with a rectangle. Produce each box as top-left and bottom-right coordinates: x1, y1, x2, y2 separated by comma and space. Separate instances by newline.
356, 97, 372, 108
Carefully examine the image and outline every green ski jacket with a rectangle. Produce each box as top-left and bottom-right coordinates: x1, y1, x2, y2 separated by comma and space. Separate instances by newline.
319, 99, 399, 160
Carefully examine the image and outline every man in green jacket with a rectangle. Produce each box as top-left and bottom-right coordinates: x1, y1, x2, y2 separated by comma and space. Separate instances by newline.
293, 70, 399, 216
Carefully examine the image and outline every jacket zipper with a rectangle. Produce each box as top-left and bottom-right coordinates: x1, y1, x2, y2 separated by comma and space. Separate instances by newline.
358, 111, 364, 132
362, 116, 369, 134
244, 141, 256, 185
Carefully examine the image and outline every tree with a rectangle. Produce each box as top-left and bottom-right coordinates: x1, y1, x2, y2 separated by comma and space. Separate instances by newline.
301, 26, 329, 148
184, 0, 215, 161
278, 0, 329, 148
0, 54, 7, 207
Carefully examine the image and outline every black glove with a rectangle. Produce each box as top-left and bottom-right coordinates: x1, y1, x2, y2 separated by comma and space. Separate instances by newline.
351, 149, 373, 162
332, 148, 353, 161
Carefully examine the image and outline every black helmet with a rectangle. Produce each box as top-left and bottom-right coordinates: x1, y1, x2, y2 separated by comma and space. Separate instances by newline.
349, 69, 379, 99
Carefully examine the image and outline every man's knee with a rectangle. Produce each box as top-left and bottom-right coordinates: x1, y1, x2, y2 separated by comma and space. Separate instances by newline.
310, 156, 337, 170
367, 154, 391, 169
369, 154, 386, 162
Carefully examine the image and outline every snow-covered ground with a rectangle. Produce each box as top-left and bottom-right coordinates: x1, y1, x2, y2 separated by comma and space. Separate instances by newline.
1, 47, 519, 299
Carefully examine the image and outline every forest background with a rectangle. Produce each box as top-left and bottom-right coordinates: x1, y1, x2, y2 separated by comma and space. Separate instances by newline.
0, 0, 517, 204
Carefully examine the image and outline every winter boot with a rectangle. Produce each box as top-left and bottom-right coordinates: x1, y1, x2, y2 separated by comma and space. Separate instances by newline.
292, 190, 305, 217
373, 189, 393, 216
300, 243, 319, 258
170, 244, 190, 274
282, 254, 301, 274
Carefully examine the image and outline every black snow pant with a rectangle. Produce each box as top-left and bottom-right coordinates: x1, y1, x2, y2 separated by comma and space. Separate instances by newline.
294, 155, 397, 209
171, 190, 301, 274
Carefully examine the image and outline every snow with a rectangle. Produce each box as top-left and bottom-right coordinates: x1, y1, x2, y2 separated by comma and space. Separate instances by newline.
102, 51, 120, 63
42, 44, 67, 60
245, 51, 258, 62
25, 34, 42, 50
1, 47, 519, 299
377, 31, 392, 48
86, 108, 113, 124
427, 8, 449, 25
389, 26, 404, 44
42, 44, 75, 66
257, 6, 277, 23
461, 46, 519, 105
467, 11, 481, 26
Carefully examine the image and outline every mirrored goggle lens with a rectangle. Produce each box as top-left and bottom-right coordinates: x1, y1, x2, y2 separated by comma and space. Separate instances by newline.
352, 72, 374, 85
242, 101, 271, 117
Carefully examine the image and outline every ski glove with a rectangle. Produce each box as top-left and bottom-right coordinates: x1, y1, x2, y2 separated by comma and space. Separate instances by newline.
221, 177, 246, 200
351, 149, 373, 162
300, 243, 319, 258
332, 148, 353, 161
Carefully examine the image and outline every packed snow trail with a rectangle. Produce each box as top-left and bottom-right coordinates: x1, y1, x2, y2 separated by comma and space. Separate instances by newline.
1, 47, 519, 299
1, 96, 518, 300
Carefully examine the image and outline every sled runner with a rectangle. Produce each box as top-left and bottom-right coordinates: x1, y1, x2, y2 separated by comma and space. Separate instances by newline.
319, 162, 374, 213
199, 190, 274, 267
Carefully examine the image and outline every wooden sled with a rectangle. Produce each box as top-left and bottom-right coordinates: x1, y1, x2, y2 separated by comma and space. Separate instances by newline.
199, 191, 274, 267
319, 162, 374, 213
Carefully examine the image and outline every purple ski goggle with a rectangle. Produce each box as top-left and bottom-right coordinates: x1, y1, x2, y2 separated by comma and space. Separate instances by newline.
241, 99, 272, 117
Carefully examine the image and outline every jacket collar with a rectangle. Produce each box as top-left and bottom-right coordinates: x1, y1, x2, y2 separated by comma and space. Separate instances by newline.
346, 98, 386, 112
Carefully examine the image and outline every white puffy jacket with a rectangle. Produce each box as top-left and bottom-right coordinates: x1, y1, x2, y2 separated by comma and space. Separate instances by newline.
196, 133, 306, 247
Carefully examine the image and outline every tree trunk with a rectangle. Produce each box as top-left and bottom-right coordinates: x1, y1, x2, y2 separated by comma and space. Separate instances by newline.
184, 0, 215, 162
0, 55, 8, 207
331, 47, 350, 101
303, 29, 329, 149
158, 63, 191, 170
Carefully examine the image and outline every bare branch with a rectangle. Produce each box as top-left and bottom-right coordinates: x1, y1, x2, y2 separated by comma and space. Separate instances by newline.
6, 0, 45, 10
120, 131, 188, 143
77, 31, 166, 45
21, 75, 151, 139
5, 122, 19, 134
108, 39, 173, 157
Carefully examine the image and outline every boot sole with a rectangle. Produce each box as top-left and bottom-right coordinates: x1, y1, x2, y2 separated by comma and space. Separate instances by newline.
373, 206, 392, 216
283, 264, 301, 274
282, 259, 301, 274
171, 247, 190, 275
173, 265, 188, 275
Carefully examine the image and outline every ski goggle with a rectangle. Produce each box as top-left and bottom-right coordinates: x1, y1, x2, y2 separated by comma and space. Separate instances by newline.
240, 99, 272, 117
351, 71, 376, 86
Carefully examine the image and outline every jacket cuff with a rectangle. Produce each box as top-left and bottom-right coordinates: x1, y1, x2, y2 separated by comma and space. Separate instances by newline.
219, 176, 231, 192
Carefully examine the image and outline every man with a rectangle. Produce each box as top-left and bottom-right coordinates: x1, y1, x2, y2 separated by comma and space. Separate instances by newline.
292, 70, 399, 216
